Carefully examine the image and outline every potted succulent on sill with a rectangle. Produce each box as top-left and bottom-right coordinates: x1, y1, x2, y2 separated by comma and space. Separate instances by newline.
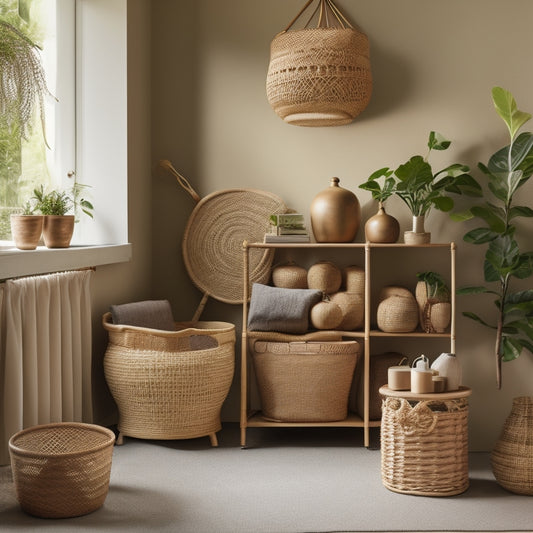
32, 178, 93, 248
358, 170, 400, 243
10, 200, 43, 250
363, 132, 482, 244
453, 87, 533, 495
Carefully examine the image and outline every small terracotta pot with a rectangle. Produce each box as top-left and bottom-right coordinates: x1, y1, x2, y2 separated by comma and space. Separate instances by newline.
10, 214, 43, 250
42, 215, 75, 248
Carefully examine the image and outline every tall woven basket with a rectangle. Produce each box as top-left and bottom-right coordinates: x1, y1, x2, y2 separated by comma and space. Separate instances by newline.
381, 396, 470, 496
266, 0, 372, 126
9, 423, 115, 518
103, 313, 235, 446
491, 396, 533, 495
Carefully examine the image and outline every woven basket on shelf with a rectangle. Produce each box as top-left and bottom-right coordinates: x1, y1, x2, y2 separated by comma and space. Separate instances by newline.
344, 265, 365, 295
103, 313, 235, 446
381, 396, 470, 496
272, 261, 308, 289
491, 396, 533, 495
377, 293, 419, 333
9, 423, 115, 518
266, 0, 372, 126
330, 291, 364, 330
252, 339, 359, 422
307, 261, 342, 293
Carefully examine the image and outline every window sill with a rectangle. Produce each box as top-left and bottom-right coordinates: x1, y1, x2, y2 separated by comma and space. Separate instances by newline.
0, 243, 132, 280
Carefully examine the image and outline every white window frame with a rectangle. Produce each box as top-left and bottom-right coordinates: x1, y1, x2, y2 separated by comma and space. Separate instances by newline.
0, 0, 131, 279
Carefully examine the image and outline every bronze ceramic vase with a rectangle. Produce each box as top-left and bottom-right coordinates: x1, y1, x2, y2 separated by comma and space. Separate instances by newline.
364, 202, 400, 243
310, 177, 361, 242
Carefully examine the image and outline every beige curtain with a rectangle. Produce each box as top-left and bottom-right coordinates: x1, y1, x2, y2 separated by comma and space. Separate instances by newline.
0, 270, 93, 465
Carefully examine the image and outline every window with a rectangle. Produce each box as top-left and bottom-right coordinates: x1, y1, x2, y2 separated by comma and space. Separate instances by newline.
0, 0, 130, 279
0, 0, 75, 240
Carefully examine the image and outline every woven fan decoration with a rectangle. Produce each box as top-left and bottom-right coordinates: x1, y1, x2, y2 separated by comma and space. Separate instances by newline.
266, 0, 372, 127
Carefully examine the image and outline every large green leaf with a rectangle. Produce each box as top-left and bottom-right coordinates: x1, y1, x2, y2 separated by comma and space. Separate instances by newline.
456, 285, 498, 295
431, 196, 454, 212
463, 227, 498, 244
504, 289, 533, 313
512, 253, 533, 280
501, 336, 523, 362
462, 311, 496, 328
509, 205, 533, 219
484, 235, 520, 282
450, 209, 474, 222
492, 86, 532, 141
470, 205, 506, 233
395, 156, 433, 187
488, 133, 533, 176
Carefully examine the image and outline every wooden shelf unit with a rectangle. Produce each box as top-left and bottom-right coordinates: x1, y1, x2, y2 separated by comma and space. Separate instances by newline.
240, 241, 456, 448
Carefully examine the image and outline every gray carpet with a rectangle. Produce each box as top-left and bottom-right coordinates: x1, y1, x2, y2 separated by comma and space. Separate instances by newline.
1, 424, 532, 532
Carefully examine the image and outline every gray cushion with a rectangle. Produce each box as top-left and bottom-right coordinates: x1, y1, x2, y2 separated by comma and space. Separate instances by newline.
247, 283, 322, 334
110, 299, 175, 331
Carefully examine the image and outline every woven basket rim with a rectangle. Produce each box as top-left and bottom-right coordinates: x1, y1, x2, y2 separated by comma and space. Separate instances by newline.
9, 422, 115, 459
102, 312, 235, 336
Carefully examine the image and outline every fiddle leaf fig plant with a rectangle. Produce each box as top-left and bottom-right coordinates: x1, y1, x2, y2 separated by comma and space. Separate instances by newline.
453, 87, 533, 389
360, 132, 482, 218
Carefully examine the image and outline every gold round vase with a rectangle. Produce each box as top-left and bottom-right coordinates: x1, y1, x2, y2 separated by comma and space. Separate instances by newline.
310, 177, 361, 242
364, 202, 400, 243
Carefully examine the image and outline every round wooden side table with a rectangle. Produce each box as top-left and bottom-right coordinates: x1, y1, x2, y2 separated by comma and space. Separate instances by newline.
379, 385, 472, 496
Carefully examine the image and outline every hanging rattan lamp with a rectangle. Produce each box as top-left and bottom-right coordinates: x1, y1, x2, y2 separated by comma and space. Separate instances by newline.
266, 0, 372, 127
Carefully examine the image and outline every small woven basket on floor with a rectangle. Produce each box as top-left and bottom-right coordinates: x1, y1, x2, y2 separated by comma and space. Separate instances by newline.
103, 313, 235, 445
9, 422, 115, 518
252, 339, 359, 422
380, 396, 469, 496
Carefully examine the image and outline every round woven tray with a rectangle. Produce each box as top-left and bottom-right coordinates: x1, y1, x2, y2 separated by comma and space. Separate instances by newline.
183, 188, 286, 304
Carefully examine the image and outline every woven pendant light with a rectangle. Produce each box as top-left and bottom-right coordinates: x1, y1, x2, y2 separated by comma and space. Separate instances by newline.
266, 0, 372, 127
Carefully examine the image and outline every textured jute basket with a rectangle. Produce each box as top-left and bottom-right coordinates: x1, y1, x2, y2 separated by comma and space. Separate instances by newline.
103, 313, 235, 446
252, 340, 359, 422
380, 396, 470, 496
330, 291, 364, 330
272, 261, 308, 289
415, 281, 451, 333
266, 27, 372, 126
307, 261, 342, 293
344, 265, 365, 295
377, 294, 419, 333
9, 422, 115, 518
491, 396, 533, 495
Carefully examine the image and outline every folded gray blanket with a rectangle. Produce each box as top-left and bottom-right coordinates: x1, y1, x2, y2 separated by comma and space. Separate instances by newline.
110, 300, 175, 331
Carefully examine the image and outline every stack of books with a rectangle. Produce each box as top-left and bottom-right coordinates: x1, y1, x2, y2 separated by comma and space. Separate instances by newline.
264, 213, 311, 243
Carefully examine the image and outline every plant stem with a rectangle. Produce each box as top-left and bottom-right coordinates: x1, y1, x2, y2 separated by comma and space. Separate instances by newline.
495, 274, 509, 389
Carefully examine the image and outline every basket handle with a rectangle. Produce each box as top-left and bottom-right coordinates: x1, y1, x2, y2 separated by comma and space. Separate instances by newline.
283, 0, 352, 32
158, 159, 201, 203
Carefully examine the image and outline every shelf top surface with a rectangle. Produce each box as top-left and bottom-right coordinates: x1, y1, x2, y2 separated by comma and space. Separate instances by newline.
379, 385, 471, 401
244, 241, 455, 249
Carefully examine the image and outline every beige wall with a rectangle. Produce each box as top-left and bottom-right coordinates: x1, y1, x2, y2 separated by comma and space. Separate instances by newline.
149, 0, 533, 450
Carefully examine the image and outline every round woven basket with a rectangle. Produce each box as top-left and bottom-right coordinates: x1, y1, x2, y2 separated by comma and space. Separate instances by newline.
307, 261, 342, 293
272, 261, 308, 289
266, 27, 372, 126
381, 396, 470, 496
310, 300, 343, 330
330, 291, 364, 330
344, 265, 365, 295
103, 314, 235, 444
377, 294, 419, 333
491, 396, 533, 495
9, 423, 115, 518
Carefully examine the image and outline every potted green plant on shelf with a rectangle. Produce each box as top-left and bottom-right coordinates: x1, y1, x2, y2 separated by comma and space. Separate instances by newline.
9, 200, 43, 250
361, 132, 482, 244
453, 86, 533, 496
415, 271, 451, 333
358, 170, 400, 243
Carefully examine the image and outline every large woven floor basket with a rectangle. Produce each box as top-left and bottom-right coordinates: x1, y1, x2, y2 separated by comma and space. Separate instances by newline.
381, 397, 470, 496
252, 340, 359, 422
9, 422, 115, 518
103, 313, 235, 446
